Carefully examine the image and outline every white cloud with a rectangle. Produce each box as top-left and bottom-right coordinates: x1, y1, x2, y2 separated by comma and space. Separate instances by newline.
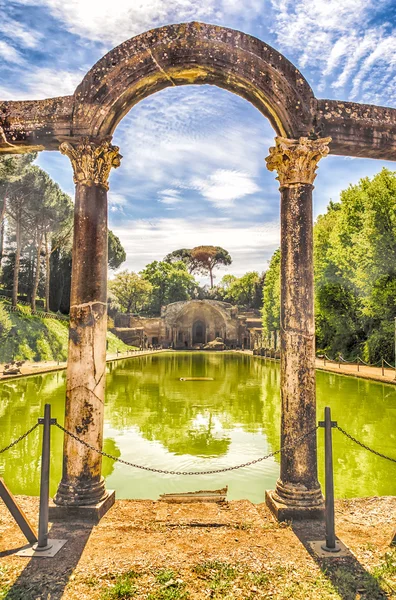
0, 16, 43, 50
158, 189, 182, 205
12, 0, 264, 46
112, 217, 280, 277
0, 66, 83, 99
0, 40, 25, 65
191, 169, 260, 208
114, 87, 274, 193
271, 0, 396, 103
109, 192, 128, 213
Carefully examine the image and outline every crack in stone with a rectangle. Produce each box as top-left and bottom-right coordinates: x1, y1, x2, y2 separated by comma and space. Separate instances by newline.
70, 301, 107, 310
93, 370, 105, 392
144, 44, 176, 86
67, 385, 104, 406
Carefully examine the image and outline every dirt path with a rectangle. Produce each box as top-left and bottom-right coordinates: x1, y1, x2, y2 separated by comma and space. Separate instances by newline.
243, 351, 396, 386
0, 349, 167, 382
315, 358, 396, 385
0, 496, 395, 599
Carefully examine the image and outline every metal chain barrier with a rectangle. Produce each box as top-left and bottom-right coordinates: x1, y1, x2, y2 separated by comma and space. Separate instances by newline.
55, 422, 319, 475
336, 425, 396, 463
383, 359, 396, 369
0, 423, 39, 454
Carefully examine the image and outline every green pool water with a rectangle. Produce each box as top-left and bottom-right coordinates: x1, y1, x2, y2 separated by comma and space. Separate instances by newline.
0, 352, 395, 503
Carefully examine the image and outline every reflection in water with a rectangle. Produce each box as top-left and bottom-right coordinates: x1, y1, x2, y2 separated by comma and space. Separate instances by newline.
0, 353, 395, 502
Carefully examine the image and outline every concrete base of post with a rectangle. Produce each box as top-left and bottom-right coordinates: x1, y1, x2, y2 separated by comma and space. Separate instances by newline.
265, 490, 325, 521
16, 538, 67, 558
49, 490, 115, 524
308, 539, 349, 558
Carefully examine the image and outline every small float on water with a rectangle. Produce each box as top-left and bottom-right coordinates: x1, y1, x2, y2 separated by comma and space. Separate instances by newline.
179, 377, 214, 381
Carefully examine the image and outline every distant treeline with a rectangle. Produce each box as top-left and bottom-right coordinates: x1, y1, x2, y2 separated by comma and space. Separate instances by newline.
262, 168, 396, 362
0, 153, 126, 314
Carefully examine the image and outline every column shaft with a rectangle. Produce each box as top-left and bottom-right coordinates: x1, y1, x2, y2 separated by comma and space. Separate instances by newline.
55, 183, 108, 505
264, 135, 331, 518
275, 183, 322, 506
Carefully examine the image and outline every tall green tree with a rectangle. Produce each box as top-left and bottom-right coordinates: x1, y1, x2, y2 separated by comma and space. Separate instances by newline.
109, 271, 153, 313
190, 246, 232, 288
108, 230, 126, 270
264, 168, 396, 362
222, 271, 262, 307
262, 250, 280, 338
141, 260, 197, 314
0, 153, 37, 264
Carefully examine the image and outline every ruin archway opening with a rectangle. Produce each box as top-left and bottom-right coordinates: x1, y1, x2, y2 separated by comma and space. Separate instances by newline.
192, 320, 206, 345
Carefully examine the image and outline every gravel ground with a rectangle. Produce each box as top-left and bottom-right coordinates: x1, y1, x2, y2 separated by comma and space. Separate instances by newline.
0, 496, 395, 599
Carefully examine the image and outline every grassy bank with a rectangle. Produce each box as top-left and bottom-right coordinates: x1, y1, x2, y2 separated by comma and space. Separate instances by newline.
0, 302, 131, 363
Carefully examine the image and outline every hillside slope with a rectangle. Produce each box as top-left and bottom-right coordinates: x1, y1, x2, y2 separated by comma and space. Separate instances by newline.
0, 302, 131, 363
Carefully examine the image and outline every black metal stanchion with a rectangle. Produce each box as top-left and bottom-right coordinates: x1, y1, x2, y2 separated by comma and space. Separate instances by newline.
320, 407, 340, 553
17, 404, 67, 558
36, 403, 52, 551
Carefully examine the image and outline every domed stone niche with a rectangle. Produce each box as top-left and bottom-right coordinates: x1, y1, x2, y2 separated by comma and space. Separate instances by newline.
164, 300, 236, 349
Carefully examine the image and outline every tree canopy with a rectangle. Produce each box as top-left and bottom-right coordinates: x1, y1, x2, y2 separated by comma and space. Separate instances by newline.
141, 260, 197, 314
109, 271, 153, 314
0, 154, 126, 313
262, 168, 396, 362
190, 246, 232, 288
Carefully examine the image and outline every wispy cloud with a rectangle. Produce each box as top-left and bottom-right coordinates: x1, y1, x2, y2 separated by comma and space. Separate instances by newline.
191, 169, 260, 208
0, 66, 83, 99
158, 189, 183, 205
12, 0, 264, 46
271, 0, 396, 103
112, 217, 280, 277
0, 16, 43, 50
114, 86, 273, 195
0, 40, 25, 65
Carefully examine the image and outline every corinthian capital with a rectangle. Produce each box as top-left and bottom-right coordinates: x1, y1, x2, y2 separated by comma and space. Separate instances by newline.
265, 136, 331, 187
59, 138, 122, 191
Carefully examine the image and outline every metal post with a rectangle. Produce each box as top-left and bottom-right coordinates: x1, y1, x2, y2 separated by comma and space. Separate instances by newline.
338, 356, 341, 369
37, 403, 52, 550
321, 406, 340, 552
394, 317, 396, 380
382, 359, 384, 376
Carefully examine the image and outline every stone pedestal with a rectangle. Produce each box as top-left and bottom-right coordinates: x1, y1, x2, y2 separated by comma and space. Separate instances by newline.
266, 490, 324, 521
50, 490, 115, 523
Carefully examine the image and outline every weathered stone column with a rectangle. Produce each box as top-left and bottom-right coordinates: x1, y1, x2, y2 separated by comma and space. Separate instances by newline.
54, 138, 121, 506
265, 136, 331, 520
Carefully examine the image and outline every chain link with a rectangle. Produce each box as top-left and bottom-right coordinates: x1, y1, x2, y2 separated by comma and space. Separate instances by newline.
55, 423, 318, 475
0, 422, 39, 454
336, 426, 396, 463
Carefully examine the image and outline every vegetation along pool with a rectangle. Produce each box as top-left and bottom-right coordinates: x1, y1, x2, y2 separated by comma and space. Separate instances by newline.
1, 352, 395, 502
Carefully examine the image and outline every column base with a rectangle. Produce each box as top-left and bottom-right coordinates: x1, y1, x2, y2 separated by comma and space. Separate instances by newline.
49, 490, 115, 524
53, 476, 108, 507
266, 489, 325, 522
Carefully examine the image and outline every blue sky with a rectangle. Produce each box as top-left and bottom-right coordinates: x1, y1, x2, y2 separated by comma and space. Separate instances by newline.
0, 0, 395, 281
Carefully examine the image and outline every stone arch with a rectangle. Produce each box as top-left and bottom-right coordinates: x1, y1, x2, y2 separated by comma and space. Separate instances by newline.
167, 300, 231, 347
72, 22, 314, 140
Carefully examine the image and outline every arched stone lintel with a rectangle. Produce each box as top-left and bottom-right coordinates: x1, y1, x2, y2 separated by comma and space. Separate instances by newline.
73, 22, 314, 140
0, 23, 395, 160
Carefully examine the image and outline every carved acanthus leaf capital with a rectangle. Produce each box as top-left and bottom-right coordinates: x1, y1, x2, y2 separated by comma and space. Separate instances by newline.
265, 136, 332, 186
59, 138, 122, 191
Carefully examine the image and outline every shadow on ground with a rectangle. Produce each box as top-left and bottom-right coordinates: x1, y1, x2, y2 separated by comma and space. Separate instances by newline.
292, 520, 389, 600
2, 521, 93, 600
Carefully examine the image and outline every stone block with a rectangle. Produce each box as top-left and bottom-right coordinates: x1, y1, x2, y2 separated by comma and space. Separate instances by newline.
265, 490, 325, 522
49, 490, 115, 524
